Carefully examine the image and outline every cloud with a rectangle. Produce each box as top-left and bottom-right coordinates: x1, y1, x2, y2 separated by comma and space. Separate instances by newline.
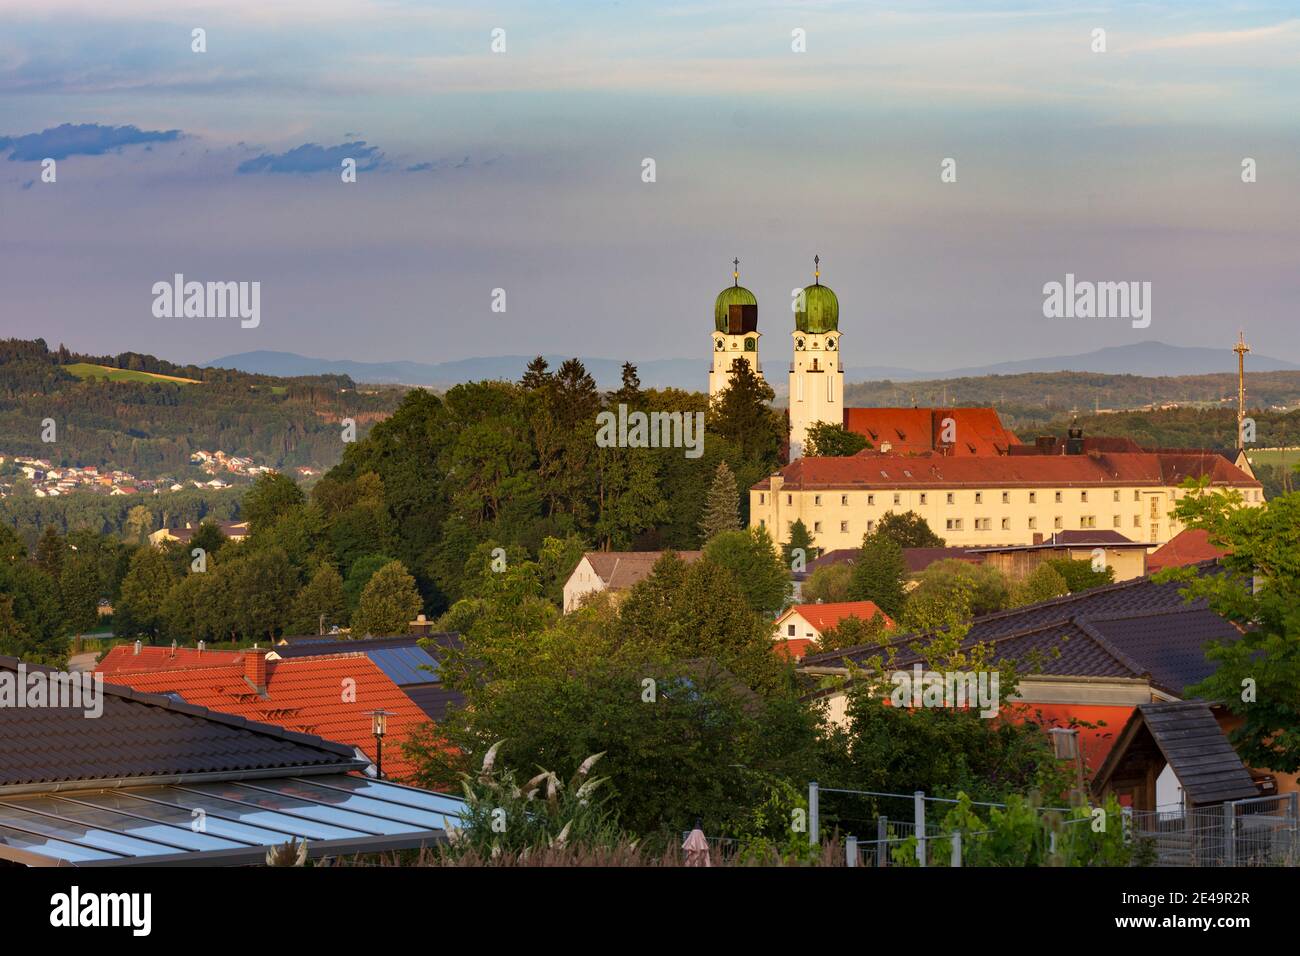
0, 122, 180, 161
236, 140, 385, 175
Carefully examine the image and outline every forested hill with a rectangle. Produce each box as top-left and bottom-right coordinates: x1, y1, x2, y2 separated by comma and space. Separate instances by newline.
845, 370, 1300, 428
0, 338, 405, 475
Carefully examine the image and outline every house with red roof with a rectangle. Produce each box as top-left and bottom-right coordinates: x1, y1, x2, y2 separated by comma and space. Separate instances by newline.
96, 642, 245, 678
1146, 528, 1228, 574
97, 649, 431, 781
843, 407, 1022, 457
773, 600, 894, 659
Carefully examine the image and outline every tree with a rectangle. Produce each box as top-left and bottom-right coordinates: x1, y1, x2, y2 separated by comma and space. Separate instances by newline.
34, 525, 65, 580
848, 533, 908, 620
287, 563, 347, 635
1174, 484, 1300, 772
124, 505, 153, 544
344, 553, 397, 613
803, 422, 869, 457
817, 610, 891, 652
1010, 563, 1069, 607
802, 562, 854, 604
59, 550, 102, 635
243, 472, 306, 533
1045, 558, 1114, 593
352, 560, 423, 636
520, 356, 552, 390
703, 527, 792, 616
699, 461, 741, 541
874, 510, 945, 549
906, 559, 1011, 621
0, 561, 64, 664
782, 519, 816, 570
708, 358, 783, 466
114, 546, 179, 641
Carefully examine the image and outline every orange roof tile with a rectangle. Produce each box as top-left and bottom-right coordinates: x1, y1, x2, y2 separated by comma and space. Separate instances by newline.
843, 407, 1021, 457
1147, 528, 1229, 574
98, 653, 430, 781
754, 450, 1260, 491
96, 644, 245, 677
774, 638, 817, 661
784, 601, 894, 634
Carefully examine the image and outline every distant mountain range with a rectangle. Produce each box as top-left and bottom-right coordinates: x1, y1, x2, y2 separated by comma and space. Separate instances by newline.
206, 341, 1300, 391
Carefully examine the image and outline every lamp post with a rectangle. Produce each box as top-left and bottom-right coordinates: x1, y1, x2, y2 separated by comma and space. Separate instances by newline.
369, 709, 392, 778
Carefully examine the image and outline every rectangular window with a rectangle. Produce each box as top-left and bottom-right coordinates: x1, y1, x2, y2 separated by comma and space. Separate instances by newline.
893, 493, 901, 506
1029, 492, 1037, 504
1113, 514, 1121, 527
1113, 490, 1121, 502
1080, 515, 1096, 528
1001, 491, 1009, 504
814, 495, 821, 506
919, 493, 928, 505
946, 493, 955, 505
1028, 517, 1037, 530
975, 518, 990, 531
759, 493, 765, 504
1133, 515, 1141, 527
974, 492, 983, 504
867, 494, 875, 506
787, 624, 796, 637
841, 495, 849, 506
867, 520, 876, 533
1081, 491, 1088, 503
840, 521, 848, 533
813, 521, 822, 533
946, 518, 963, 531
1001, 517, 1010, 531
1054, 491, 1063, 503
1054, 516, 1063, 529
1134, 490, 1141, 502
787, 494, 792, 506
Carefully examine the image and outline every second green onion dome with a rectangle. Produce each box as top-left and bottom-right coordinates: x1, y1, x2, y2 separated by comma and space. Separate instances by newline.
795, 283, 838, 333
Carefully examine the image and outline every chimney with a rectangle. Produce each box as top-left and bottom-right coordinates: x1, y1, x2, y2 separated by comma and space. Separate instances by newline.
1032, 533, 1044, 546
133, 639, 142, 655
244, 649, 269, 694
1035, 436, 1055, 454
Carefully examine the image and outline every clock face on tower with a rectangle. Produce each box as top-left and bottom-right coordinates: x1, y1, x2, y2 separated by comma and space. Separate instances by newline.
715, 338, 724, 351
826, 337, 837, 351
795, 337, 806, 350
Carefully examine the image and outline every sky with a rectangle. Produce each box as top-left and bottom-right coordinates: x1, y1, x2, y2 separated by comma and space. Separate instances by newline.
1, 0, 1298, 371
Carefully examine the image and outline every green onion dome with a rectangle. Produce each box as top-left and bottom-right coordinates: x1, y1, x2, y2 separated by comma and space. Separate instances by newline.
795, 282, 839, 333
714, 285, 758, 333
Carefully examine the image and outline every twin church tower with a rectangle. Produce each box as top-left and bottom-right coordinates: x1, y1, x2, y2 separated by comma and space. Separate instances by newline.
708, 257, 843, 458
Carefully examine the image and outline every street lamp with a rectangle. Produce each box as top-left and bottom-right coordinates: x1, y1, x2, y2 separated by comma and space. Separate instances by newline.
368, 710, 392, 778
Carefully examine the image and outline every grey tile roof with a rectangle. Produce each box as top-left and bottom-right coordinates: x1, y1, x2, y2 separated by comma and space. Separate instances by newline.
0, 656, 361, 792
800, 561, 1240, 696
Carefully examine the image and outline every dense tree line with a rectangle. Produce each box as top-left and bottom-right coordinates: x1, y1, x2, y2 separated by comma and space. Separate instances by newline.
0, 486, 244, 546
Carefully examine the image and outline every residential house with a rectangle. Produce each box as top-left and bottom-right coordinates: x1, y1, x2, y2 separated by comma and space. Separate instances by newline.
772, 600, 893, 660
563, 550, 703, 613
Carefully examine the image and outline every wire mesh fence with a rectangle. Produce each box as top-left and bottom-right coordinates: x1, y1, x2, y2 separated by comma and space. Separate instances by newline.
1128, 793, 1299, 867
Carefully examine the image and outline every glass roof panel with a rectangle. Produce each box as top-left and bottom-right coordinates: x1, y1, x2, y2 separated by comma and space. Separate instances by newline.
0, 802, 180, 857
129, 786, 366, 841
295, 774, 465, 819
253, 777, 454, 829
68, 792, 271, 849
0, 822, 121, 863
189, 781, 413, 835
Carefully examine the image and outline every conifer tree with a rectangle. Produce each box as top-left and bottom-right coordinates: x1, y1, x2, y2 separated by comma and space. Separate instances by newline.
848, 532, 907, 620
698, 461, 741, 542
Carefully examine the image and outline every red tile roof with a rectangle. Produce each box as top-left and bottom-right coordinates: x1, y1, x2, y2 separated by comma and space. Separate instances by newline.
774, 638, 818, 661
97, 644, 246, 677
97, 652, 429, 781
1147, 528, 1228, 574
754, 450, 1260, 491
843, 407, 1021, 457
783, 601, 894, 634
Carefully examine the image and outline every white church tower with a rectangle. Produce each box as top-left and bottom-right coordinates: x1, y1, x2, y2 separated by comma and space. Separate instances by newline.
788, 255, 843, 458
709, 258, 762, 399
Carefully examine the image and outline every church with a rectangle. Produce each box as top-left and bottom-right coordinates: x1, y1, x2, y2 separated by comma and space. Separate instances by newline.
709, 256, 846, 459
708, 259, 1262, 552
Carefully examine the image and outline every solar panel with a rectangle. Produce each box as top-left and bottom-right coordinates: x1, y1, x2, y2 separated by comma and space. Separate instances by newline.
366, 645, 441, 685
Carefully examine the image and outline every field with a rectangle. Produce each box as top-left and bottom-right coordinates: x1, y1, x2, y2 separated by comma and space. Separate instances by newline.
64, 362, 201, 385
1246, 447, 1300, 470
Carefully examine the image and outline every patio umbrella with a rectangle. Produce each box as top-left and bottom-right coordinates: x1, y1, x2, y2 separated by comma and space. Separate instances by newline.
682, 826, 711, 868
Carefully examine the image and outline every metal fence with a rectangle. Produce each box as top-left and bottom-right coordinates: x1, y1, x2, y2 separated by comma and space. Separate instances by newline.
1129, 793, 1299, 867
